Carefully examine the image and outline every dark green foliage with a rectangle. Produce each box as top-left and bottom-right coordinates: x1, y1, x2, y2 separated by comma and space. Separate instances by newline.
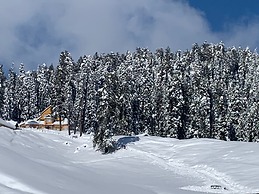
0, 65, 6, 117
2, 42, 259, 152
2, 65, 18, 121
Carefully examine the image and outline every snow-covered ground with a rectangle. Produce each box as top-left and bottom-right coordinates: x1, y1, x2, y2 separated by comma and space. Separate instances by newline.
0, 118, 15, 129
0, 126, 259, 194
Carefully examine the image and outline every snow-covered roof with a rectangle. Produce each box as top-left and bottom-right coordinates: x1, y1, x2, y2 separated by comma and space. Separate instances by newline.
24, 120, 39, 125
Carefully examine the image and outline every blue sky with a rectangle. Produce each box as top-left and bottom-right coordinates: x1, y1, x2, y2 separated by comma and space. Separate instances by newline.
188, 0, 259, 32
0, 0, 259, 72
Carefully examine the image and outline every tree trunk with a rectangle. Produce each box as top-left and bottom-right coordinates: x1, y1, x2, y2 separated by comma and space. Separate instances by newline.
79, 77, 88, 137
68, 117, 71, 135
208, 89, 214, 138
59, 114, 62, 131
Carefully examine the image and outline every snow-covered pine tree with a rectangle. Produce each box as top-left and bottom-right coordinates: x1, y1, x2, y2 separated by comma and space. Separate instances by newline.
2, 43, 259, 143
155, 47, 178, 137
154, 48, 171, 137
93, 56, 118, 153
130, 48, 154, 135
211, 43, 229, 140
189, 43, 217, 138
52, 51, 75, 132
225, 47, 247, 140
234, 48, 258, 141
20, 70, 38, 120
11, 63, 38, 121
115, 51, 133, 135
106, 53, 121, 135
74, 55, 96, 136
188, 43, 204, 138
2, 65, 18, 121
200, 42, 217, 138
176, 51, 193, 139
11, 63, 26, 122
11, 64, 38, 121
36, 64, 53, 112
0, 64, 6, 117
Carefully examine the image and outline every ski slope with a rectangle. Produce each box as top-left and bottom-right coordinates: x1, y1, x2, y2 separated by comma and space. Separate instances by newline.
0, 126, 258, 194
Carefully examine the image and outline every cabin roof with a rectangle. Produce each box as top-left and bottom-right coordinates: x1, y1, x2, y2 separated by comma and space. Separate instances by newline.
41, 105, 52, 114
37, 105, 52, 121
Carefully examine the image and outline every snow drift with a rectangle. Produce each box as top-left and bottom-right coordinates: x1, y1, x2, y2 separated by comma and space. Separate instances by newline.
0, 126, 258, 194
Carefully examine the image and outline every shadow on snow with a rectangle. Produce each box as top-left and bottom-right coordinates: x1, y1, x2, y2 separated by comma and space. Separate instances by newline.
116, 136, 140, 149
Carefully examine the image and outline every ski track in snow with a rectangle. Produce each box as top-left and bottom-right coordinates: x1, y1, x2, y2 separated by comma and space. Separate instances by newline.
128, 143, 255, 194
56, 134, 258, 194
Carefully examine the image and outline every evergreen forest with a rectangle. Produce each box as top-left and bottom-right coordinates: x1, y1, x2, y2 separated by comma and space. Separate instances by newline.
1, 42, 259, 152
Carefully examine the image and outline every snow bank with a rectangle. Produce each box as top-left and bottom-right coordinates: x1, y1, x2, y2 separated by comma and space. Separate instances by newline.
0, 118, 15, 129
0, 127, 258, 194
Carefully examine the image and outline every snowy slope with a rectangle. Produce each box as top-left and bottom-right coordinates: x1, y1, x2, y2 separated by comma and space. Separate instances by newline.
0, 126, 258, 194
0, 118, 15, 129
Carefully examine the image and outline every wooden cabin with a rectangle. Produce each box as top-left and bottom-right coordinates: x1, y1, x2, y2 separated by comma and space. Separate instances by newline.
20, 106, 69, 131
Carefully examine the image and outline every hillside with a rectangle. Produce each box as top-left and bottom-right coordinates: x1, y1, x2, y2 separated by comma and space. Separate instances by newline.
0, 126, 258, 194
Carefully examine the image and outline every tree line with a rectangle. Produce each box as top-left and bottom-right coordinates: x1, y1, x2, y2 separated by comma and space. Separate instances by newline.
1, 42, 259, 152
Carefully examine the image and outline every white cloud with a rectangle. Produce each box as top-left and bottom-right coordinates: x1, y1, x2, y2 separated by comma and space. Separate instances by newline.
0, 0, 259, 70
220, 19, 259, 50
